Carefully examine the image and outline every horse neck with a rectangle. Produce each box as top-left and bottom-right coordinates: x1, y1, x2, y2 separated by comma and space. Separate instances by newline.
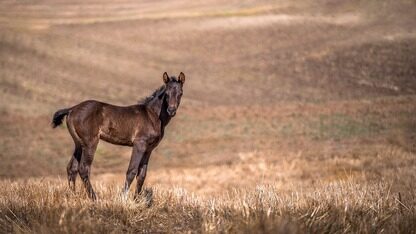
159, 96, 172, 128
146, 93, 171, 129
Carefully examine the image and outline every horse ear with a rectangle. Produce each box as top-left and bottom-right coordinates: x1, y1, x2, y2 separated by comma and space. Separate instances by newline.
178, 72, 185, 84
163, 72, 170, 83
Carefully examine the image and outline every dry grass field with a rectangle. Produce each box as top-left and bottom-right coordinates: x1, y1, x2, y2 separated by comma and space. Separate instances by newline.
0, 0, 416, 233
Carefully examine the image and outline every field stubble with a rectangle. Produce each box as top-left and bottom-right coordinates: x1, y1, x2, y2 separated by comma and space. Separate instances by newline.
0, 176, 415, 233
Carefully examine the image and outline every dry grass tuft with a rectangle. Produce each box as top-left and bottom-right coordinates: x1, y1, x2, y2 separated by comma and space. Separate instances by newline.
0, 179, 414, 233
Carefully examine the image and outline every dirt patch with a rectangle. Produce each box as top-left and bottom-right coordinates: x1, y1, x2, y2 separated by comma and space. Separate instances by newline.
197, 13, 362, 30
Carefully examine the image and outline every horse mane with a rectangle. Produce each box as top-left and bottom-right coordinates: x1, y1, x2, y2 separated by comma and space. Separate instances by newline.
138, 84, 166, 105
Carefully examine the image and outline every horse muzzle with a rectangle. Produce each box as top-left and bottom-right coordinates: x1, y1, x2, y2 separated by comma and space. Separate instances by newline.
167, 107, 176, 116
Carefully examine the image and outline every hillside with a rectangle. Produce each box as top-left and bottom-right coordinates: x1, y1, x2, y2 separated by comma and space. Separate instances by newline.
0, 0, 415, 232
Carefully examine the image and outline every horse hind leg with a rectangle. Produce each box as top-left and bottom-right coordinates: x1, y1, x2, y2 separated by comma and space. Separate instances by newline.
78, 140, 98, 200
67, 145, 81, 192
66, 115, 83, 192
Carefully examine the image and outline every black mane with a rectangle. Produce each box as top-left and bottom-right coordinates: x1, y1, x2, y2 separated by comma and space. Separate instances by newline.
138, 85, 166, 105
138, 77, 181, 105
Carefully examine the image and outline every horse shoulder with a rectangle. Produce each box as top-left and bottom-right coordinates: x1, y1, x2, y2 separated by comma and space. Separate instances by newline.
133, 114, 162, 148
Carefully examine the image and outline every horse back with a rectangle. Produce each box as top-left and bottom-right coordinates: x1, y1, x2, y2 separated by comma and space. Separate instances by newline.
68, 100, 152, 146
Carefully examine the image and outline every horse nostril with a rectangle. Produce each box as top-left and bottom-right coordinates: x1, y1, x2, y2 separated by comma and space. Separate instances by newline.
167, 107, 176, 115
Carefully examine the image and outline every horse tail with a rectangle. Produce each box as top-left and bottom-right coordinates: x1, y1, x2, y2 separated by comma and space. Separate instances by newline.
52, 108, 71, 128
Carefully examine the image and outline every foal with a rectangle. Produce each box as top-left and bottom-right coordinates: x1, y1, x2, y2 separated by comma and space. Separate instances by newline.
52, 72, 185, 200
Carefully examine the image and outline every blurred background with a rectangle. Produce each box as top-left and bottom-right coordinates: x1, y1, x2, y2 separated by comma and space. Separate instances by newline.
0, 0, 415, 195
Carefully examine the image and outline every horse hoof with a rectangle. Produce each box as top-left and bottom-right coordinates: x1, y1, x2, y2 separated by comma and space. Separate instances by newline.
137, 188, 153, 207
121, 192, 129, 202
90, 193, 97, 201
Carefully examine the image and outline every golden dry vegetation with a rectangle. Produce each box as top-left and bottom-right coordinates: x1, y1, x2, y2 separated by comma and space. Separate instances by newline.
0, 0, 415, 233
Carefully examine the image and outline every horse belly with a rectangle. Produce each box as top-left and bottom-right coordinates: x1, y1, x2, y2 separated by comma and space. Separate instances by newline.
99, 124, 135, 146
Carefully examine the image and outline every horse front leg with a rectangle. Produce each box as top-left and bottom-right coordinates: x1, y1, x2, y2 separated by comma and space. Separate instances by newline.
123, 141, 147, 196
134, 151, 151, 200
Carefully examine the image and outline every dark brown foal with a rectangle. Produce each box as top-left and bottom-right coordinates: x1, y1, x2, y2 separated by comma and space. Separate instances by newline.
52, 72, 185, 200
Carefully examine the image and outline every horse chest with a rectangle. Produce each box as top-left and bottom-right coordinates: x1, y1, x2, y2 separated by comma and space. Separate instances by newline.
143, 129, 163, 149
141, 119, 165, 148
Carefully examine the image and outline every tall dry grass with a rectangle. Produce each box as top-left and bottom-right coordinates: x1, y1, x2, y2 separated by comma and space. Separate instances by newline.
0, 178, 414, 233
